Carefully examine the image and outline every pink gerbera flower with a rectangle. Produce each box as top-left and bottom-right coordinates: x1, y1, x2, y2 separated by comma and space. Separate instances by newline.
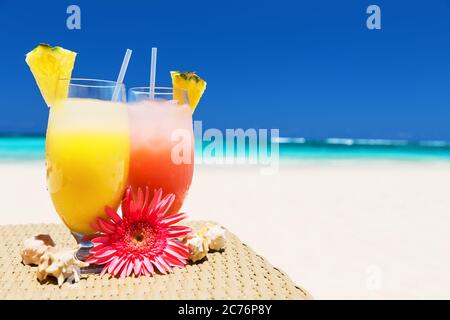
86, 186, 191, 278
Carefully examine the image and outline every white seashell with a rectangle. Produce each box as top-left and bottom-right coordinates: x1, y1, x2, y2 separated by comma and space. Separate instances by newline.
199, 224, 226, 251
21, 234, 55, 265
36, 246, 89, 286
183, 234, 208, 262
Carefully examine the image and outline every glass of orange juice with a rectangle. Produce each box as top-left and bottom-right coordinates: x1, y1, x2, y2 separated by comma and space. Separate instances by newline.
46, 78, 129, 260
127, 87, 194, 214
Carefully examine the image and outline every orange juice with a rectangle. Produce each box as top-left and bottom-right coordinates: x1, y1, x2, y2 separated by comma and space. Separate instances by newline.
46, 98, 129, 234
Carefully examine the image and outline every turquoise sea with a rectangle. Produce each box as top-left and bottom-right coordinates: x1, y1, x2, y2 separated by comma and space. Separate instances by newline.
2, 136, 450, 161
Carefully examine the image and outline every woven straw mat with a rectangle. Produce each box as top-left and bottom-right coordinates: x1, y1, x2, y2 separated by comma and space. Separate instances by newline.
0, 221, 311, 300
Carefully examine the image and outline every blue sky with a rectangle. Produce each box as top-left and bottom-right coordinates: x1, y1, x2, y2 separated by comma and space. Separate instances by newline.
1, 0, 450, 140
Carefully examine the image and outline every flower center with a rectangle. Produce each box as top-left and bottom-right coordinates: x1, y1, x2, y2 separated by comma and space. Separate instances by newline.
133, 233, 144, 243
122, 221, 161, 253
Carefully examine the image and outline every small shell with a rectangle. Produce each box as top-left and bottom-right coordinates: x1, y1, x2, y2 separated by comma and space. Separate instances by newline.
199, 223, 226, 251
183, 234, 208, 262
36, 247, 89, 286
21, 234, 55, 265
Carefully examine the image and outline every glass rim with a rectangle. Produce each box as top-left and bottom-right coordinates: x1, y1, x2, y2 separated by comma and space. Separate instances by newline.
129, 86, 185, 96
59, 78, 123, 89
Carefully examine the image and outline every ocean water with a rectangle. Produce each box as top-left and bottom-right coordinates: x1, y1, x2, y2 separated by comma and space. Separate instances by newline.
276, 138, 450, 161
1, 136, 450, 161
0, 137, 45, 160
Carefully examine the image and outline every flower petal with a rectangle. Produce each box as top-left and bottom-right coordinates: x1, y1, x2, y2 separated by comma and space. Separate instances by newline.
146, 189, 162, 216
120, 260, 130, 279
168, 241, 190, 255
95, 254, 118, 265
89, 243, 109, 254
90, 220, 102, 232
86, 257, 98, 264
100, 265, 109, 277
126, 260, 134, 277
92, 236, 112, 245
142, 186, 150, 210
143, 257, 154, 275
167, 226, 192, 238
156, 256, 173, 273
152, 258, 167, 274
105, 206, 121, 224
107, 256, 121, 274
97, 218, 117, 234
121, 187, 133, 219
90, 244, 115, 256
155, 194, 175, 218
133, 258, 142, 276
163, 253, 186, 268
161, 212, 188, 226
142, 263, 150, 276
136, 188, 144, 211
113, 257, 128, 276
165, 247, 189, 261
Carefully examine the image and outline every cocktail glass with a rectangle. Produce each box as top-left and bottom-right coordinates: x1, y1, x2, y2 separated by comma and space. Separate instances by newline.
46, 78, 129, 266
127, 87, 194, 214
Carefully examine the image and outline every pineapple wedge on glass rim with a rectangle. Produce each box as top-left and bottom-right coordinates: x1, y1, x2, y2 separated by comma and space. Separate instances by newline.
25, 44, 77, 107
170, 71, 207, 112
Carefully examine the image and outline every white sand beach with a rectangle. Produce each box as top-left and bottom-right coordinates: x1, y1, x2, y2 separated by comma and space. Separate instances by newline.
2, 160, 450, 299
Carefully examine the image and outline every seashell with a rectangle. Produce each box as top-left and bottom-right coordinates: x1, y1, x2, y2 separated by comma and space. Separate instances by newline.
183, 234, 208, 262
21, 234, 55, 265
36, 246, 89, 286
199, 223, 226, 251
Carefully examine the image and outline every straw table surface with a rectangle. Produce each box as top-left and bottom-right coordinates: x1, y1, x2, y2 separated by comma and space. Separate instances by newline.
0, 221, 311, 300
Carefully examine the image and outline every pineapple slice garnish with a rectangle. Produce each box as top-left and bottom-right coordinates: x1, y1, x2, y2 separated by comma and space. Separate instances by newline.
25, 44, 77, 107
170, 71, 207, 112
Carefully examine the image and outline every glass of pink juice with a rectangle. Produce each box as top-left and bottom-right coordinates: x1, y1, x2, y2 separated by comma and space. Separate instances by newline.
127, 87, 194, 214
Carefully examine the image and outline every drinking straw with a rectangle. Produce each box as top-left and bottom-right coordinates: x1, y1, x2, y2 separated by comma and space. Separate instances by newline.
149, 47, 158, 99
112, 49, 133, 101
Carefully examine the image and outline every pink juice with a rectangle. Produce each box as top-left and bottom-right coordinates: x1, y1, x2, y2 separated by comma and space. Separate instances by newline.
127, 100, 194, 214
